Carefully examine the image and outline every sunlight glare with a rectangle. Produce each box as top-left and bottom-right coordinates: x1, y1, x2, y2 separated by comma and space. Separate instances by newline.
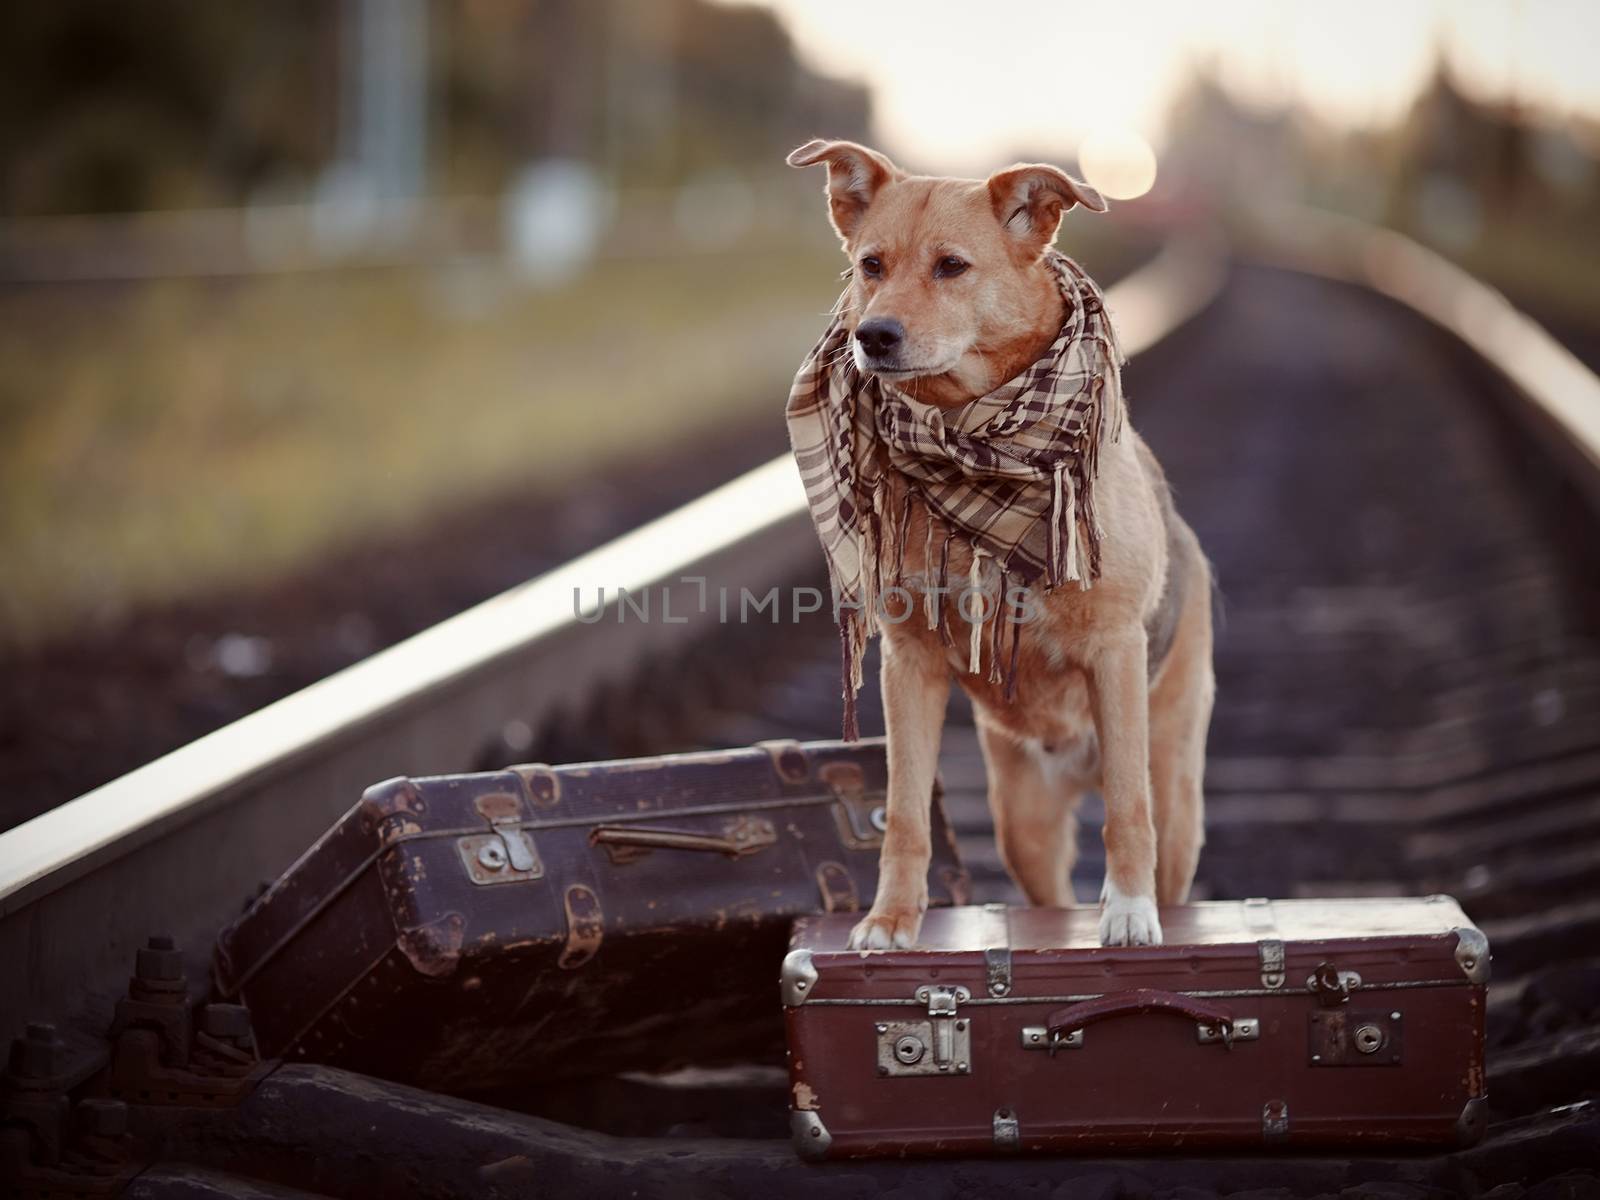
1078, 130, 1158, 201
729, 0, 1600, 171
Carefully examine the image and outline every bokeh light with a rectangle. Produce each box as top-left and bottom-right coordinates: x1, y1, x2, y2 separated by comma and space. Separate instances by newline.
1077, 129, 1159, 201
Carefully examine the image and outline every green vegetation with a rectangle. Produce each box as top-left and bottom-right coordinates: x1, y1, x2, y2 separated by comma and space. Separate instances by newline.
0, 247, 843, 645
0, 221, 1146, 649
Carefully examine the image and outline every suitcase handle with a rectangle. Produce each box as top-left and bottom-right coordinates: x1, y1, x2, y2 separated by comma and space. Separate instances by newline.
1046, 988, 1239, 1044
589, 817, 777, 862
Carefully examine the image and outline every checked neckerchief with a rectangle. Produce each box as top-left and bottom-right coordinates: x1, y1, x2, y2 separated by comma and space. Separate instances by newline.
786, 250, 1125, 738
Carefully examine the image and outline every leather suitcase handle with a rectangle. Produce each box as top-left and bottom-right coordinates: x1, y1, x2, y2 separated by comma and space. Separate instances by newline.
1046, 988, 1237, 1040
589, 819, 776, 860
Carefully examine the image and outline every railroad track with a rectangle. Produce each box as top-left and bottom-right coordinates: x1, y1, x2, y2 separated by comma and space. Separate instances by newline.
3, 220, 1598, 1197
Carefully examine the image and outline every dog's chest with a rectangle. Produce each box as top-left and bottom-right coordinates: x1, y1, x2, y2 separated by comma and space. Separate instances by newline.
966, 636, 1098, 752
882, 488, 1106, 752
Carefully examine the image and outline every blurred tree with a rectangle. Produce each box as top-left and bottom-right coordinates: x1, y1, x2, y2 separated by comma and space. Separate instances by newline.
1388, 66, 1600, 247
0, 0, 869, 217
436, 0, 869, 190
0, 1, 336, 215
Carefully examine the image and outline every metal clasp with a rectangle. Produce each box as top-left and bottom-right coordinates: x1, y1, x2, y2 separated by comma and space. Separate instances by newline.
1197, 1016, 1259, 1046
1308, 962, 1362, 1007
1258, 939, 1286, 989
877, 985, 971, 1078
822, 762, 885, 849
985, 946, 1012, 997
459, 793, 543, 885
497, 825, 538, 873
1019, 1025, 1084, 1054
917, 985, 969, 1070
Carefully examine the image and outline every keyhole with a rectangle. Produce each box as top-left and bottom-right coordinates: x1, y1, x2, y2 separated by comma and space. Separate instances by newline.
478, 842, 507, 870
894, 1035, 925, 1064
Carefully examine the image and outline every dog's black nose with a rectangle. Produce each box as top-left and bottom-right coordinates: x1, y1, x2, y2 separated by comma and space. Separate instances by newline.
855, 318, 904, 359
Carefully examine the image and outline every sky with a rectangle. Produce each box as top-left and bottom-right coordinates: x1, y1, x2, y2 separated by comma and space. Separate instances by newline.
724, 0, 1600, 174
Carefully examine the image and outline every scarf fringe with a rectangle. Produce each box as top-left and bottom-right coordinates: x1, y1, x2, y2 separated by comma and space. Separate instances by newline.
1004, 593, 1024, 702
936, 532, 954, 647
893, 488, 914, 588
838, 617, 860, 742
987, 567, 1006, 686
967, 545, 986, 676
837, 498, 1040, 737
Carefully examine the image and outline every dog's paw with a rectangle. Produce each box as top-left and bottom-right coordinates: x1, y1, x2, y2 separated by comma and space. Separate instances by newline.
1098, 883, 1162, 947
848, 907, 923, 950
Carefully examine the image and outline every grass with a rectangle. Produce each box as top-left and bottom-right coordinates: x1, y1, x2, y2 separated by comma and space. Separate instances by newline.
0, 246, 845, 646
0, 220, 1143, 650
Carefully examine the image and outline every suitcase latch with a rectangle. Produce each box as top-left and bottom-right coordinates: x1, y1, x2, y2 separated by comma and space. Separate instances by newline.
459, 795, 544, 886
1307, 961, 1362, 1006
875, 985, 971, 1078
822, 762, 887, 850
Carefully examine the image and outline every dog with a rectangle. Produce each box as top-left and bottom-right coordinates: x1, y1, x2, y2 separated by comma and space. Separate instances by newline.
787, 139, 1214, 948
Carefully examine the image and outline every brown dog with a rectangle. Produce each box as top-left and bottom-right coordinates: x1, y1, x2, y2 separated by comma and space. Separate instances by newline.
788, 139, 1214, 947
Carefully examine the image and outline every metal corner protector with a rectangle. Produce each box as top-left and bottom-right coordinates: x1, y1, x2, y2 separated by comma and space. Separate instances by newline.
1452, 926, 1491, 985
791, 1108, 832, 1160
781, 947, 818, 1007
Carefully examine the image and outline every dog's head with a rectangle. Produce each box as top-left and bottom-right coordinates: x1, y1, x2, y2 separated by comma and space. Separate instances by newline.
788, 139, 1107, 406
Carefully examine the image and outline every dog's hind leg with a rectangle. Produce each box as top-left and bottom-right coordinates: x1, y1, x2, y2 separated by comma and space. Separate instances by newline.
1149, 546, 1215, 906
849, 629, 950, 949
977, 720, 1083, 907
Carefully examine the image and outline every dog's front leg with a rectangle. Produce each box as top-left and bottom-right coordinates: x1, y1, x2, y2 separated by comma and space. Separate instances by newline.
849, 632, 949, 949
1089, 629, 1163, 946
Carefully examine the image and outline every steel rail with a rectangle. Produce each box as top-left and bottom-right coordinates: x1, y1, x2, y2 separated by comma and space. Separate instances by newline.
1244, 206, 1600, 508
0, 236, 1225, 1030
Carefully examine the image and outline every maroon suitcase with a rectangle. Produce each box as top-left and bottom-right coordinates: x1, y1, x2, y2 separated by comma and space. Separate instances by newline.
782, 897, 1488, 1158
213, 738, 969, 1093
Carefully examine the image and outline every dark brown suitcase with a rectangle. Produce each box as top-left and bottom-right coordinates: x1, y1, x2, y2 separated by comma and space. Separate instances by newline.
782, 897, 1488, 1158
212, 738, 967, 1093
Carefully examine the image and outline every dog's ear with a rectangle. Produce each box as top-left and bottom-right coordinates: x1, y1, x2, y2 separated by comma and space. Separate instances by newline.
786, 139, 902, 244
986, 163, 1107, 253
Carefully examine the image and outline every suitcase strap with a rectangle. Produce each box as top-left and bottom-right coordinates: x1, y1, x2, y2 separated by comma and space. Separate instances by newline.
1045, 988, 1243, 1047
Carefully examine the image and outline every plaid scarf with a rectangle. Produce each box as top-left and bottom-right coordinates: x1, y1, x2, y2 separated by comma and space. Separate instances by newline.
786, 250, 1125, 738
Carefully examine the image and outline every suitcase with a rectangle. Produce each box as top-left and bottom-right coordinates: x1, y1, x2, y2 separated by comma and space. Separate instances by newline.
782, 897, 1488, 1158
213, 738, 969, 1093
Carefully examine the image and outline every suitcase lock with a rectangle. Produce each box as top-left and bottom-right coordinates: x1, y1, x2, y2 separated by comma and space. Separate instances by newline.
822, 762, 887, 850
459, 795, 544, 886
874, 985, 971, 1078
1308, 1008, 1404, 1066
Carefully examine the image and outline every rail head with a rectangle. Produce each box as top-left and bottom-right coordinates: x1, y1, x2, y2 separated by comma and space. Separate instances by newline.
0, 455, 810, 915
1245, 206, 1600, 482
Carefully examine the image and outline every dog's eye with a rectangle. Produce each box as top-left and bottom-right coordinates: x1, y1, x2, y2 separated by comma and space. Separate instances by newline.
859, 255, 882, 278
935, 256, 969, 278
